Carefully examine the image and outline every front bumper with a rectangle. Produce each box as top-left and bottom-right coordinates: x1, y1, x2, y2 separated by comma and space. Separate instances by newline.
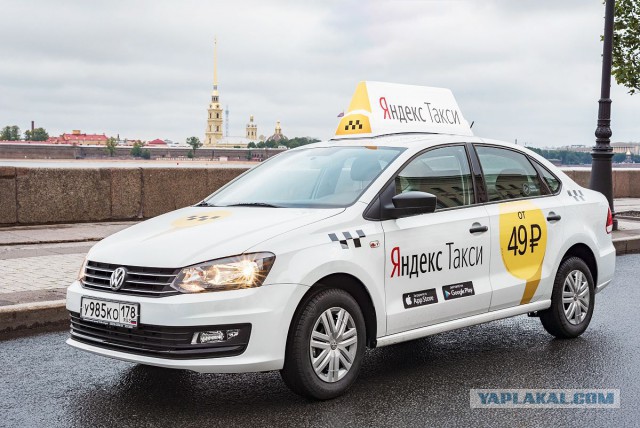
66, 280, 309, 373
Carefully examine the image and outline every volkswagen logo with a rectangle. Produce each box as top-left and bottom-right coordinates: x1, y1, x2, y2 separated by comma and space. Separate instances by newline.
110, 267, 127, 291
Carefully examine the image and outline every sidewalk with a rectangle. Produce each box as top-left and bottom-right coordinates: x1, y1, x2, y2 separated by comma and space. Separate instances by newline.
611, 198, 640, 253
1, 201, 640, 337
0, 221, 137, 337
0, 221, 135, 246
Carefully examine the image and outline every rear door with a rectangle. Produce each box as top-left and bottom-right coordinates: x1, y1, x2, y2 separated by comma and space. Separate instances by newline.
381, 144, 492, 335
472, 145, 565, 310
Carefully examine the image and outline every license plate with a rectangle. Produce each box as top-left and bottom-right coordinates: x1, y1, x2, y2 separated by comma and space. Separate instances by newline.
80, 297, 139, 328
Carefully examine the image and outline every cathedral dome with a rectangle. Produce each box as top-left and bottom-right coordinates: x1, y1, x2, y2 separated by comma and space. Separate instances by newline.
267, 121, 287, 142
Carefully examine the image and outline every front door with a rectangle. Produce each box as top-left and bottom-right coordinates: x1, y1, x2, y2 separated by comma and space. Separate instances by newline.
382, 145, 492, 335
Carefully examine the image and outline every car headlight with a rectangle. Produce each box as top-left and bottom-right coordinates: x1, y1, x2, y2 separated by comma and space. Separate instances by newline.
170, 252, 276, 293
77, 257, 88, 282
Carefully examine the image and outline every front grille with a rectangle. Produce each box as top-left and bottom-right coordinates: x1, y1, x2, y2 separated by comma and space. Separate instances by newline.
69, 312, 251, 359
82, 260, 179, 297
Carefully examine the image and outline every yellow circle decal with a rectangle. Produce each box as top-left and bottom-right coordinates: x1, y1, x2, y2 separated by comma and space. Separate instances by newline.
499, 201, 547, 304
171, 210, 231, 228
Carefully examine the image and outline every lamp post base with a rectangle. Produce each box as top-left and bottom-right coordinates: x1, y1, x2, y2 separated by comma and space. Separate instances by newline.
589, 148, 617, 231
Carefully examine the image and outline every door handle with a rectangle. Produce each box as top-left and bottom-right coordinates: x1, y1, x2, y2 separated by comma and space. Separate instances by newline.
547, 212, 562, 222
469, 223, 488, 233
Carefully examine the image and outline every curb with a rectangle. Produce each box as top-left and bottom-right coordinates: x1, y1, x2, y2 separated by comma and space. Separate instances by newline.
0, 299, 68, 338
0, 237, 101, 247
613, 237, 640, 255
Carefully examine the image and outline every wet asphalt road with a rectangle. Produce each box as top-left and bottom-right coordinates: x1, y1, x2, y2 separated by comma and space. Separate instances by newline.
2, 254, 639, 428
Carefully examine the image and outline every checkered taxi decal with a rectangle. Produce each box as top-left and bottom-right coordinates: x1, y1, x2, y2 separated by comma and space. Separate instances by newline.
328, 230, 366, 249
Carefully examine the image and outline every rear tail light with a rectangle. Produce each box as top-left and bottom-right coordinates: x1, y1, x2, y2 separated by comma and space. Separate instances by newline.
606, 207, 613, 234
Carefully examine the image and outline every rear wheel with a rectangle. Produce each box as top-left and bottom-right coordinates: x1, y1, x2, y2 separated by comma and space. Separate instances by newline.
540, 257, 595, 338
280, 288, 366, 400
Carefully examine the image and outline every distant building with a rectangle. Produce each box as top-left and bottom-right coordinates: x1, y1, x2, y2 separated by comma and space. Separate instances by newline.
558, 142, 639, 155
267, 121, 287, 143
203, 40, 276, 148
611, 142, 640, 155
246, 115, 258, 141
147, 138, 167, 146
47, 130, 108, 145
206, 116, 259, 148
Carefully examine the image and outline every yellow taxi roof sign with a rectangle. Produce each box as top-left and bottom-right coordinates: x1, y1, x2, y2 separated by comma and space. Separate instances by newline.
333, 81, 473, 139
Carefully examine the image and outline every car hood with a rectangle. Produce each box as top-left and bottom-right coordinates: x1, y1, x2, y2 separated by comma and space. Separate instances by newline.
87, 206, 344, 268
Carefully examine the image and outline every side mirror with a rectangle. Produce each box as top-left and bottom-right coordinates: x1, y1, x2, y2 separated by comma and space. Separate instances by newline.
384, 191, 437, 219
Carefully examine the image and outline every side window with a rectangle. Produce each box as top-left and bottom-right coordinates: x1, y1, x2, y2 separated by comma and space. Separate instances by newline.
395, 145, 474, 209
533, 160, 561, 194
475, 146, 548, 201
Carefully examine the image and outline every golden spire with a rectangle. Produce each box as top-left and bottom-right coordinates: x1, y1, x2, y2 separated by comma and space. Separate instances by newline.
213, 37, 218, 90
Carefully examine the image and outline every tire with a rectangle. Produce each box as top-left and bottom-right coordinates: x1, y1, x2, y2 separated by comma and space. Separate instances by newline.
539, 257, 595, 339
280, 288, 366, 400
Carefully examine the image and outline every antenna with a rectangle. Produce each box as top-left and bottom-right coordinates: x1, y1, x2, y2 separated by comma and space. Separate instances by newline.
470, 121, 475, 129
225, 105, 229, 137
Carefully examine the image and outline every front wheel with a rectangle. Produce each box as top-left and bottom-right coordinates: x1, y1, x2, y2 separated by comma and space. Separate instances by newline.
539, 257, 595, 339
280, 288, 366, 400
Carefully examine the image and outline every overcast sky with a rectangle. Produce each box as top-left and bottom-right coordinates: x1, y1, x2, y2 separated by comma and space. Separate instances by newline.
1, 0, 637, 147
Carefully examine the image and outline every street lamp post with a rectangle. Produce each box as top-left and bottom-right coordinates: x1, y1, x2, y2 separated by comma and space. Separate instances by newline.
589, 0, 617, 230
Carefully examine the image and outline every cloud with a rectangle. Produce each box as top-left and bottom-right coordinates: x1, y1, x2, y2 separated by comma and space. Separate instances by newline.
0, 0, 637, 146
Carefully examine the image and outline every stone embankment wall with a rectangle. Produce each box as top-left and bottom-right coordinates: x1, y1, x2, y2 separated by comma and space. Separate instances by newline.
0, 167, 247, 225
0, 167, 639, 226
563, 169, 639, 199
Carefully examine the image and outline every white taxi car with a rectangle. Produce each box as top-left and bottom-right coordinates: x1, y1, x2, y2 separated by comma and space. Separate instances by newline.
67, 82, 615, 399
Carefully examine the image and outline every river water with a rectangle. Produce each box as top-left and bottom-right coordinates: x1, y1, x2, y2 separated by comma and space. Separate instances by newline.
0, 159, 256, 169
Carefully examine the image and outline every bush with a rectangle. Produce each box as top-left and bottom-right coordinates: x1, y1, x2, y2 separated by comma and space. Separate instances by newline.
141, 149, 151, 159
130, 142, 144, 157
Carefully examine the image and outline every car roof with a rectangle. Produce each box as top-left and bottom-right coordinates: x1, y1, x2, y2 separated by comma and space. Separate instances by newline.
302, 134, 516, 150
296, 134, 563, 177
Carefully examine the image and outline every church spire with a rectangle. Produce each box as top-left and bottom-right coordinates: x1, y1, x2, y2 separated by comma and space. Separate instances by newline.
205, 37, 223, 146
213, 37, 218, 90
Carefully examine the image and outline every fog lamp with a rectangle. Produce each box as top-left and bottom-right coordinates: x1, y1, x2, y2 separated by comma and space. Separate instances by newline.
198, 331, 225, 343
192, 328, 243, 344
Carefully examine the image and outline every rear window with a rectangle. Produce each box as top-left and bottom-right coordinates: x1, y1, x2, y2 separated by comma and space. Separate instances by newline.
475, 146, 548, 201
533, 160, 561, 194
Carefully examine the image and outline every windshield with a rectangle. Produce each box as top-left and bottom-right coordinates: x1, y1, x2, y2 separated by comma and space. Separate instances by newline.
205, 146, 404, 208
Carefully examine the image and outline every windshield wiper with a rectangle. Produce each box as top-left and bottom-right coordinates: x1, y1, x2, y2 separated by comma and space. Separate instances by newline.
224, 202, 282, 208
194, 201, 214, 207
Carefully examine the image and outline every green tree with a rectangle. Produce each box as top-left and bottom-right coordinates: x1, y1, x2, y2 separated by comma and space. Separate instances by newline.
0, 125, 21, 141
141, 149, 151, 160
246, 150, 252, 160
186, 136, 202, 157
130, 141, 145, 157
24, 127, 49, 141
104, 137, 118, 157
247, 142, 256, 148
282, 136, 320, 149
527, 147, 593, 165
612, 0, 640, 94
